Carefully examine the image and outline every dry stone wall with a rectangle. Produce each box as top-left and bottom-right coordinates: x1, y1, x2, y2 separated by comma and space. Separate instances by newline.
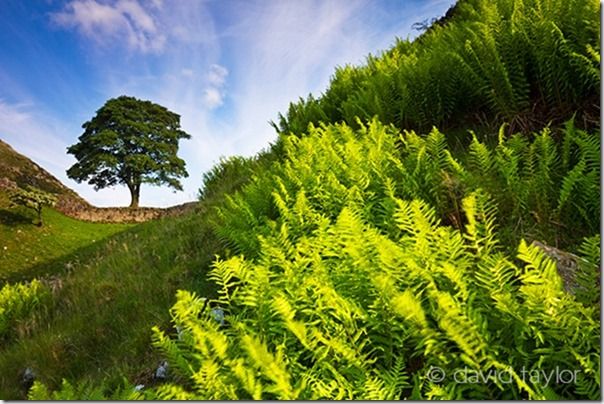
56, 200, 198, 223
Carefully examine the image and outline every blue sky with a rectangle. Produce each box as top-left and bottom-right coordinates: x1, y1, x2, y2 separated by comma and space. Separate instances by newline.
0, 0, 455, 207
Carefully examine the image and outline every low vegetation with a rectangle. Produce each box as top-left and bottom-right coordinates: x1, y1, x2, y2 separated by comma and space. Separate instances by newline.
0, 193, 132, 282
0, 204, 220, 399
147, 119, 599, 400
0, 279, 49, 340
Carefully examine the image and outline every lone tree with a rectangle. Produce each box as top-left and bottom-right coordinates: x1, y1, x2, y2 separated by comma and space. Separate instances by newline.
67, 96, 191, 208
9, 186, 57, 227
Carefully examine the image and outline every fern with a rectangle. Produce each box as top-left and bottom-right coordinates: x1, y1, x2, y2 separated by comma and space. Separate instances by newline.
274, 0, 599, 136
0, 279, 49, 340
574, 235, 601, 305
37, 117, 601, 399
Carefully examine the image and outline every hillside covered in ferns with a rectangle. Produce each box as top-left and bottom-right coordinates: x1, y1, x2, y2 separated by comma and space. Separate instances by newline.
8, 0, 600, 400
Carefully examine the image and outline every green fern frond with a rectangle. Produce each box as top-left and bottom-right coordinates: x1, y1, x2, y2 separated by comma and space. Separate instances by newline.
556, 158, 586, 212
462, 190, 499, 259
574, 235, 601, 305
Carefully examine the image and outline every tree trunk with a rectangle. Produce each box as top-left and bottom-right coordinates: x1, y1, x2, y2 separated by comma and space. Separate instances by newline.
129, 193, 139, 208
36, 206, 43, 227
128, 182, 141, 208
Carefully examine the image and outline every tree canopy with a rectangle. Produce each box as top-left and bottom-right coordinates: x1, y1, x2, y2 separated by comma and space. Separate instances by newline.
9, 186, 57, 226
66, 96, 191, 208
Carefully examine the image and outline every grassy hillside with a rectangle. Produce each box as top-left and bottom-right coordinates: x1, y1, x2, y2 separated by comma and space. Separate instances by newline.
0, 138, 130, 280
0, 140, 88, 208
0, 136, 217, 399
0, 203, 220, 399
0, 193, 132, 282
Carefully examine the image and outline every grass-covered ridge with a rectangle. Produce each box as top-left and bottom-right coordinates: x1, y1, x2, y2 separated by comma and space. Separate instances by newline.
145, 120, 599, 400
0, 205, 221, 399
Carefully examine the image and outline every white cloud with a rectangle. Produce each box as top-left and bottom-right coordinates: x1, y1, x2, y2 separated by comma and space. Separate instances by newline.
180, 68, 194, 78
207, 64, 228, 87
51, 0, 166, 53
202, 88, 224, 109
150, 0, 163, 10
200, 64, 228, 110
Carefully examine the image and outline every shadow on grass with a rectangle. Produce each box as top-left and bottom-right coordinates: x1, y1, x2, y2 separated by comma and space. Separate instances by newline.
0, 209, 33, 226
0, 228, 134, 284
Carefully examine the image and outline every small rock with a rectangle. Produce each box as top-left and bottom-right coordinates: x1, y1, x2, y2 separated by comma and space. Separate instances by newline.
154, 361, 168, 380
22, 367, 35, 390
532, 241, 580, 293
134, 384, 145, 392
211, 307, 225, 326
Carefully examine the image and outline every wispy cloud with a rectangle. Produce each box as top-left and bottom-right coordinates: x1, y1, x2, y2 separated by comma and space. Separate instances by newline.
0, 100, 30, 125
215, 0, 411, 156
0, 100, 71, 173
180, 68, 194, 78
207, 64, 228, 87
202, 64, 228, 109
202, 88, 223, 109
1, 0, 455, 207
51, 0, 166, 53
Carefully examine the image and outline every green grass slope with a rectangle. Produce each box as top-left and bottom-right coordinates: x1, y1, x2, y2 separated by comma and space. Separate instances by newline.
0, 138, 132, 281
0, 137, 221, 399
0, 193, 132, 282
0, 203, 219, 399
